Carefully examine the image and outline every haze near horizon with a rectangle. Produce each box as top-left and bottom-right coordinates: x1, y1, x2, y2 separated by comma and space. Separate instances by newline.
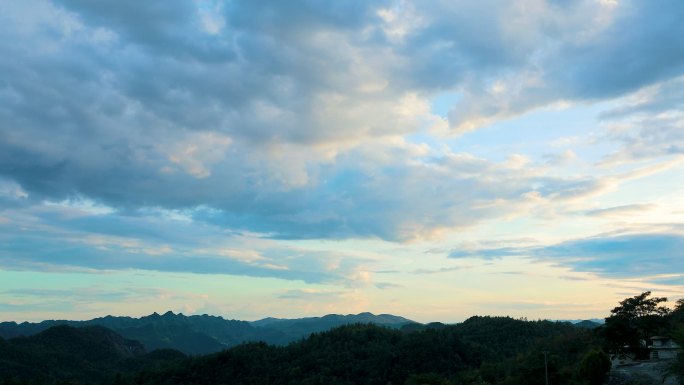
1, 0, 683, 323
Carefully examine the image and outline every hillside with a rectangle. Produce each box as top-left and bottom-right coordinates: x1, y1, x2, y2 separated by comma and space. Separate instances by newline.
2, 292, 681, 385
120, 316, 599, 385
0, 325, 168, 383
249, 312, 416, 343
0, 311, 417, 355
0, 314, 629, 385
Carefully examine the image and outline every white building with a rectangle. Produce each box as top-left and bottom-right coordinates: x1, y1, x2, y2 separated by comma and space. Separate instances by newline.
649, 336, 681, 360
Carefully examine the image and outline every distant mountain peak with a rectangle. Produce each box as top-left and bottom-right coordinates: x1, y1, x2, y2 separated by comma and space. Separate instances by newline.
0, 311, 418, 355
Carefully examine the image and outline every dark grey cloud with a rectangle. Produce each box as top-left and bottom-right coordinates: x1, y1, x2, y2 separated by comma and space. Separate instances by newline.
1, 121, 614, 243
1, 0, 683, 244
552, 1, 684, 99
55, 0, 229, 60
448, 0, 684, 130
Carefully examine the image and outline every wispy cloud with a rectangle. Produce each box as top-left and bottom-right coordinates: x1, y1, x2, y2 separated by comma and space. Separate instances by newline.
411, 266, 470, 275
277, 289, 345, 300
585, 204, 658, 218
450, 230, 684, 283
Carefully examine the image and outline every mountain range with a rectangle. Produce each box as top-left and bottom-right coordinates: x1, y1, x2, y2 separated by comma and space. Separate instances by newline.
0, 315, 606, 385
0, 311, 416, 355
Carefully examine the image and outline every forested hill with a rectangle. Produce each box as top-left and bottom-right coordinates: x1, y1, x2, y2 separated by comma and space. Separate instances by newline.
3, 292, 683, 385
132, 317, 597, 385
250, 312, 414, 338
0, 311, 416, 355
0, 325, 185, 384
0, 316, 601, 385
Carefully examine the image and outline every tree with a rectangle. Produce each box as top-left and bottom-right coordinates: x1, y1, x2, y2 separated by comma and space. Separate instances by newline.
663, 324, 684, 385
609, 291, 669, 319
578, 350, 611, 385
404, 373, 453, 385
670, 299, 684, 324
603, 292, 670, 357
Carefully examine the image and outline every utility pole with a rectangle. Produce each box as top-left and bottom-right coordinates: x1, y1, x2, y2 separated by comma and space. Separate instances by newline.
542, 350, 549, 385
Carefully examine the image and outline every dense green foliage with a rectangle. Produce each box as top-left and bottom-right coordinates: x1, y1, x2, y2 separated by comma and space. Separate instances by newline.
1, 317, 601, 385
578, 350, 611, 385
0, 312, 264, 355
0, 325, 185, 384
664, 301, 684, 384
6, 293, 684, 385
601, 291, 670, 358
121, 324, 471, 385
109, 317, 601, 385
600, 292, 684, 384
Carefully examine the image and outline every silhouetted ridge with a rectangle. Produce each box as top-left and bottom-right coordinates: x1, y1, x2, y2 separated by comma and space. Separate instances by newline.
2, 293, 677, 384
0, 311, 417, 354
0, 324, 153, 383
123, 318, 603, 385
32, 324, 145, 360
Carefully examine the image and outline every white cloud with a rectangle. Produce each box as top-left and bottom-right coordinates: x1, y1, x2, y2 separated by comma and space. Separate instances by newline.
165, 132, 233, 179
0, 0, 683, 299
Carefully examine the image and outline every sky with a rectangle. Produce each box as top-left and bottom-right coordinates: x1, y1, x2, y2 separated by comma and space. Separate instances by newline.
1, 0, 684, 323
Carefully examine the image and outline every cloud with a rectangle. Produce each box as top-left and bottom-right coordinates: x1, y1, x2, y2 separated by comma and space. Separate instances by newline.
447, 0, 684, 132
0, 123, 627, 243
1, 0, 683, 245
0, 234, 359, 284
0, 286, 208, 315
449, 247, 525, 260
475, 300, 591, 312
448, 237, 539, 260
375, 282, 403, 289
6, 287, 150, 303
600, 76, 684, 119
0, 177, 28, 200
0, 201, 384, 284
595, 76, 684, 164
585, 204, 658, 218
411, 266, 470, 275
277, 289, 345, 300
543, 149, 577, 166
450, 231, 684, 282
538, 233, 684, 278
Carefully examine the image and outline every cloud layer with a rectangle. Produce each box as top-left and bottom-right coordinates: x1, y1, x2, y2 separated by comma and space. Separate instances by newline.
450, 231, 684, 284
1, 0, 684, 306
